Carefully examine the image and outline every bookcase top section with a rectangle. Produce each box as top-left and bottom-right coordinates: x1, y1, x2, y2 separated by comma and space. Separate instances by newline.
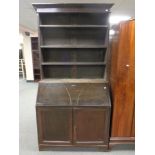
32, 3, 114, 13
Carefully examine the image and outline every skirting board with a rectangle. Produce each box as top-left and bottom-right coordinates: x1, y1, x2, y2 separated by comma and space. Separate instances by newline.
110, 137, 135, 146
26, 80, 34, 82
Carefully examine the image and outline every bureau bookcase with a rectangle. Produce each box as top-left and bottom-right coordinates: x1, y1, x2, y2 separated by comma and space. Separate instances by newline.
33, 3, 113, 150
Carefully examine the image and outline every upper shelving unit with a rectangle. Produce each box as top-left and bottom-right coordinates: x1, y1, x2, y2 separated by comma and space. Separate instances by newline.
32, 3, 113, 79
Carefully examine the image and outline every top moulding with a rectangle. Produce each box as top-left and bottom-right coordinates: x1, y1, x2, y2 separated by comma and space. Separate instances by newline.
32, 3, 113, 13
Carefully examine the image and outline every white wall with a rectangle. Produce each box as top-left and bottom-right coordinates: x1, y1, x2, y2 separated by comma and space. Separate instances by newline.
22, 33, 34, 81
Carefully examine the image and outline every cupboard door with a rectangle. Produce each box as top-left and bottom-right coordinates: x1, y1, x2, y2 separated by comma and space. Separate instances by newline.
73, 108, 110, 145
110, 20, 135, 137
36, 107, 72, 145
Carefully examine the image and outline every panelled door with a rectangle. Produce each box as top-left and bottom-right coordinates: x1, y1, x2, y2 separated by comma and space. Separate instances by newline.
73, 107, 110, 145
36, 107, 72, 145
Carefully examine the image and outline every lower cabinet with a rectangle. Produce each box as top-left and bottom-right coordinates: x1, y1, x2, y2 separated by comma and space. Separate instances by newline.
36, 106, 111, 150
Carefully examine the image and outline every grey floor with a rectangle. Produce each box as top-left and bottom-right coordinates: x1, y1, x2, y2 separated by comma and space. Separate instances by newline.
19, 79, 135, 155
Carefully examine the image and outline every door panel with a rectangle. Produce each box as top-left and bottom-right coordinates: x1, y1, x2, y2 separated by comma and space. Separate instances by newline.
110, 20, 135, 137
36, 107, 72, 145
73, 108, 110, 145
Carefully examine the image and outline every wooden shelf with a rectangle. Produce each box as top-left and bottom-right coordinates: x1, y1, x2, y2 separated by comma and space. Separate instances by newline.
41, 62, 106, 66
40, 45, 107, 48
34, 73, 41, 75
32, 50, 39, 53
39, 25, 108, 28
32, 49, 39, 51
36, 8, 111, 13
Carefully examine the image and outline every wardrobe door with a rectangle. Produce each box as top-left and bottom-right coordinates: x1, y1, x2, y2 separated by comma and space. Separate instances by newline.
36, 107, 73, 147
110, 20, 135, 139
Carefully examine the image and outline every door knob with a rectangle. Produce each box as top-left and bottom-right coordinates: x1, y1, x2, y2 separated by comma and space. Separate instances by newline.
126, 64, 130, 67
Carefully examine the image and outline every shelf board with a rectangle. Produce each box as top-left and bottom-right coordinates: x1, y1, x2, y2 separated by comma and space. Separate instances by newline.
40, 78, 108, 83
34, 73, 41, 75
31, 41, 38, 43
40, 45, 107, 48
41, 62, 106, 66
32, 49, 39, 51
34, 68, 40, 70
35, 8, 111, 14
39, 25, 108, 28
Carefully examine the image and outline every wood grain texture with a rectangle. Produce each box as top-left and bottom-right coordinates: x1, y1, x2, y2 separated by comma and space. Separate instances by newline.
110, 20, 135, 137
37, 82, 111, 107
110, 137, 135, 146
131, 109, 135, 137
36, 107, 73, 146
73, 108, 110, 145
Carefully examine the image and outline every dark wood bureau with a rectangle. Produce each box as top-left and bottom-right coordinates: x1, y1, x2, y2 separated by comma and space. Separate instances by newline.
32, 3, 113, 150
36, 81, 111, 150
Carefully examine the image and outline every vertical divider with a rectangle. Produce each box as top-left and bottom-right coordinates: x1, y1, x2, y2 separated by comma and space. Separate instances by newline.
103, 14, 110, 80
37, 13, 43, 79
